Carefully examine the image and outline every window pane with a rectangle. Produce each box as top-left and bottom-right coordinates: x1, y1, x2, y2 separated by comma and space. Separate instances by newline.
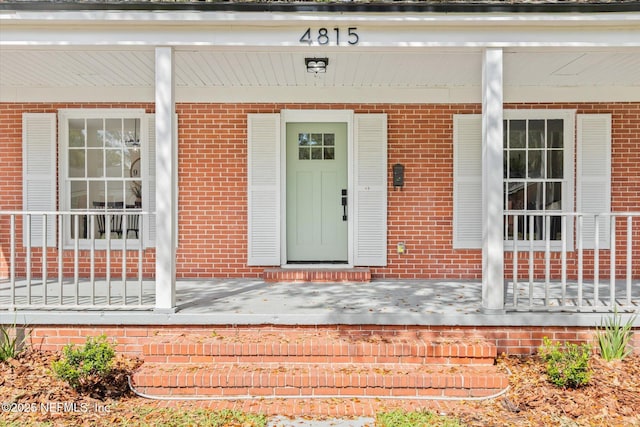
123, 118, 140, 145
324, 133, 335, 146
105, 149, 122, 178
128, 180, 142, 207
528, 120, 545, 148
509, 120, 526, 148
69, 119, 85, 148
547, 150, 563, 179
503, 121, 508, 149
311, 147, 322, 159
507, 183, 525, 210
310, 133, 322, 145
89, 181, 105, 207
68, 149, 85, 178
545, 182, 562, 210
548, 119, 564, 148
509, 150, 526, 178
87, 119, 103, 148
324, 147, 335, 160
70, 181, 87, 210
298, 133, 309, 146
526, 182, 544, 210
527, 149, 544, 179
105, 119, 123, 148
87, 149, 103, 178
299, 147, 310, 160
106, 181, 124, 207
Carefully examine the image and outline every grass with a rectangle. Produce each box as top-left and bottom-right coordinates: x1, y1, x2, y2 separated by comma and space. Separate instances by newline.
376, 409, 464, 427
122, 407, 269, 427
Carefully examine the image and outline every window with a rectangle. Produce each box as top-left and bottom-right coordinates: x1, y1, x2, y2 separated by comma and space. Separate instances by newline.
60, 109, 146, 244
504, 117, 567, 243
298, 132, 335, 160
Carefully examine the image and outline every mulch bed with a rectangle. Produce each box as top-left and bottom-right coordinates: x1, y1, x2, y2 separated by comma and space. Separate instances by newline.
1, 348, 639, 426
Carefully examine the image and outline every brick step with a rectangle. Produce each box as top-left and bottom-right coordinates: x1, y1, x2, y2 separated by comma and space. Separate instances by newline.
263, 267, 371, 283
142, 332, 497, 366
132, 362, 508, 398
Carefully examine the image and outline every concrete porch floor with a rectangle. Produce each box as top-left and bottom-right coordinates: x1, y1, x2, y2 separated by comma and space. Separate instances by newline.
1, 278, 638, 327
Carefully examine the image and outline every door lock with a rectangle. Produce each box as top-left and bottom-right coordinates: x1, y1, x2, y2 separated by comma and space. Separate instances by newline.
341, 189, 347, 221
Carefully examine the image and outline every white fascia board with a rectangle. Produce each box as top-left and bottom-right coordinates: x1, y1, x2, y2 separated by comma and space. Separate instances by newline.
1, 11, 639, 47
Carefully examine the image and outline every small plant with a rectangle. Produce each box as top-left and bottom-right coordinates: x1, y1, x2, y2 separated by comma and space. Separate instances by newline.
595, 307, 637, 362
0, 322, 27, 362
377, 409, 463, 427
538, 337, 592, 389
52, 335, 116, 390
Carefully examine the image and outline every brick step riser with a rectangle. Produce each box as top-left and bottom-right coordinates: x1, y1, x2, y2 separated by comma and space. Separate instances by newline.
133, 386, 503, 399
143, 355, 496, 365
263, 268, 371, 283
142, 343, 497, 365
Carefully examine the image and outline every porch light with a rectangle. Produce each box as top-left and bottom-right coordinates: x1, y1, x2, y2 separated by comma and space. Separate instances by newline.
305, 57, 329, 73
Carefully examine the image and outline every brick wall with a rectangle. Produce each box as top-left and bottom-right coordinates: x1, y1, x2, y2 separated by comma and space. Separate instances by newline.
27, 324, 640, 357
1, 102, 639, 280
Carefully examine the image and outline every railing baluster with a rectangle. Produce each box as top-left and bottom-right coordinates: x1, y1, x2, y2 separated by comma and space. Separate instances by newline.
528, 214, 534, 308
594, 215, 600, 308
513, 214, 519, 308
626, 215, 632, 307
561, 215, 567, 307
609, 215, 616, 307
74, 214, 80, 305
10, 215, 16, 307
577, 215, 584, 309
122, 213, 127, 306
58, 214, 63, 306
544, 215, 551, 307
138, 215, 143, 305
42, 214, 47, 305
26, 214, 32, 304
106, 213, 111, 305
90, 215, 96, 305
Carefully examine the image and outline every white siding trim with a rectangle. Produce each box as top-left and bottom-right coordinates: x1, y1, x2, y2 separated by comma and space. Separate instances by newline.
22, 113, 57, 247
353, 113, 387, 266
247, 113, 281, 266
453, 114, 483, 249
577, 114, 612, 250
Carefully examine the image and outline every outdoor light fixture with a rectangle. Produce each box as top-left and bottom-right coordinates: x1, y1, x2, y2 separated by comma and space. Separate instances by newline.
305, 57, 329, 73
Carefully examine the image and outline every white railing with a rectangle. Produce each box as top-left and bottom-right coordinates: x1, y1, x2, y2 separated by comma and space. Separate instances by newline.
0, 210, 153, 310
504, 211, 640, 313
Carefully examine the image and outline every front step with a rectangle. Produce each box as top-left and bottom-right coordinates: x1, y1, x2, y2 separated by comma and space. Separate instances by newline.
133, 362, 506, 398
263, 267, 371, 283
132, 330, 508, 399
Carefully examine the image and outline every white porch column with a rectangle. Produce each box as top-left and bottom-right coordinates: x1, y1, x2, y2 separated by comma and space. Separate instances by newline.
154, 46, 177, 312
481, 48, 505, 313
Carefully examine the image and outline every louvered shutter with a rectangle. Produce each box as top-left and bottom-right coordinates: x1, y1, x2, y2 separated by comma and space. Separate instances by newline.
144, 113, 179, 249
453, 115, 483, 249
577, 114, 611, 250
23, 113, 56, 247
247, 114, 281, 265
353, 114, 387, 266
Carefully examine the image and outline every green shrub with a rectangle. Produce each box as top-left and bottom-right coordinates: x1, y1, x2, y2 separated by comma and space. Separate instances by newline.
595, 308, 637, 362
0, 322, 27, 362
52, 335, 116, 390
538, 337, 591, 389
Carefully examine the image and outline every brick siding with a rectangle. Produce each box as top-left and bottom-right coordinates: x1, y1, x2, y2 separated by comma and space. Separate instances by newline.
1, 102, 639, 280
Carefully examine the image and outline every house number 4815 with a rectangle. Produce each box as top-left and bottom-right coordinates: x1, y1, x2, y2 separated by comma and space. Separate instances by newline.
299, 27, 360, 46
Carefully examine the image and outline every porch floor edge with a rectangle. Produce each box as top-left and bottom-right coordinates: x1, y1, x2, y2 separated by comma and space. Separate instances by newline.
2, 310, 637, 328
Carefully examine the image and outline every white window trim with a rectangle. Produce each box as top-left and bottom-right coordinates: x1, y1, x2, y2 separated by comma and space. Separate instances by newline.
503, 109, 576, 252
58, 108, 147, 250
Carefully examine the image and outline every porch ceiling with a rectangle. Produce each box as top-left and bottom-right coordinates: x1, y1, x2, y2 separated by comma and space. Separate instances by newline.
1, 47, 639, 94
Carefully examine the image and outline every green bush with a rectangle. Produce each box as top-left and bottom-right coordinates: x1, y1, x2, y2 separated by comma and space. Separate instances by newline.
595, 308, 637, 362
538, 337, 591, 389
52, 335, 116, 390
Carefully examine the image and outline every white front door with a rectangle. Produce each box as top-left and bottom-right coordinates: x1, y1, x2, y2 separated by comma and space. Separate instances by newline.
286, 122, 348, 262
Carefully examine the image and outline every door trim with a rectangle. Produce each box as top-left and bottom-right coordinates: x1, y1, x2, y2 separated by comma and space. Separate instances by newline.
280, 109, 354, 267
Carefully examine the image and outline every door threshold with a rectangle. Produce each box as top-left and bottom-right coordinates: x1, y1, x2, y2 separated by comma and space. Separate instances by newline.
281, 263, 351, 269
